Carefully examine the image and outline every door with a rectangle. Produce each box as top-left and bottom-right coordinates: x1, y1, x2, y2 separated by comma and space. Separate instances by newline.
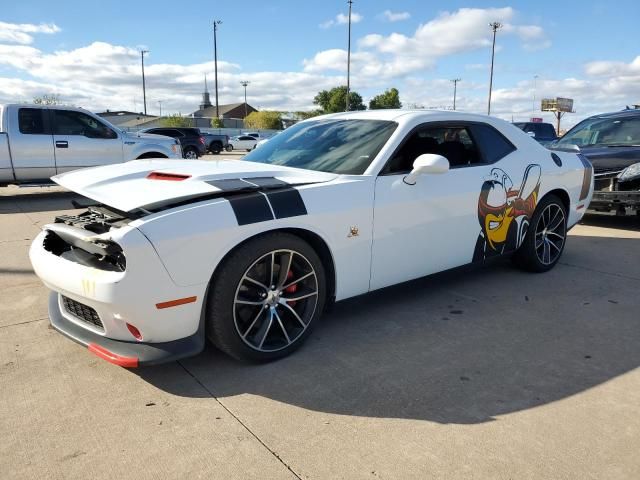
52, 109, 123, 174
370, 122, 529, 290
9, 107, 56, 182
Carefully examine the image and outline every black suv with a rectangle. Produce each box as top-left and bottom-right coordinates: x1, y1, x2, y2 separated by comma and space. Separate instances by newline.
143, 127, 206, 159
513, 121, 558, 146
549, 109, 640, 215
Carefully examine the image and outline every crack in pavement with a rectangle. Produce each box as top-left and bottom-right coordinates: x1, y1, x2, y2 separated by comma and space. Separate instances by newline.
0, 317, 48, 329
558, 261, 640, 282
177, 360, 303, 480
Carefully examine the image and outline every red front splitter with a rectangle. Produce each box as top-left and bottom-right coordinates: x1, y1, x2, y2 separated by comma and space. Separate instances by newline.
88, 343, 139, 368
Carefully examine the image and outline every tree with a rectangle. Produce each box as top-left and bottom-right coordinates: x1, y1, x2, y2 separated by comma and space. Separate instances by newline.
33, 94, 60, 105
160, 115, 194, 127
313, 86, 366, 113
244, 111, 282, 130
294, 110, 323, 120
210, 117, 224, 128
369, 88, 402, 110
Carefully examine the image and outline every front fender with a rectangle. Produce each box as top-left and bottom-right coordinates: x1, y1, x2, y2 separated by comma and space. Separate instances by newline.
127, 142, 180, 159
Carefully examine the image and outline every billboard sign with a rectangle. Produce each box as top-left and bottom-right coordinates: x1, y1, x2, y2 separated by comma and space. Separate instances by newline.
541, 97, 574, 112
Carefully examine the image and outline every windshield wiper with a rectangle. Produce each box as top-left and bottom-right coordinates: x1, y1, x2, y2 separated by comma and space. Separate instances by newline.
606, 144, 640, 147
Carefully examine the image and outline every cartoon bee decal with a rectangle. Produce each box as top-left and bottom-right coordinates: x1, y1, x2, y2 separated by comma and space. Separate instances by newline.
473, 164, 541, 261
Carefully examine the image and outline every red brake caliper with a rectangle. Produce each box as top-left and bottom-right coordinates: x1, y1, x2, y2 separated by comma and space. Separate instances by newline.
285, 270, 297, 306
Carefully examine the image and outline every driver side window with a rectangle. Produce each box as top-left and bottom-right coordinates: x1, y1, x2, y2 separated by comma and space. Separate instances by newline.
53, 110, 117, 139
385, 125, 482, 174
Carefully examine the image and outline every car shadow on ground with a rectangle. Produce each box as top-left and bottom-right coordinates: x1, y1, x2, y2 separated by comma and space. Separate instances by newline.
0, 189, 81, 214
581, 212, 640, 231
137, 234, 640, 425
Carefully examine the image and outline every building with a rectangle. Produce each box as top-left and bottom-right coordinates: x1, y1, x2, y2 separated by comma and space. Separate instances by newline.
191, 75, 258, 128
96, 110, 157, 126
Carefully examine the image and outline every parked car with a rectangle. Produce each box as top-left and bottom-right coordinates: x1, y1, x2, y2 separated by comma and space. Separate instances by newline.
513, 121, 558, 146
0, 104, 181, 186
143, 127, 206, 159
228, 135, 258, 151
30, 110, 592, 366
549, 109, 640, 215
201, 132, 229, 154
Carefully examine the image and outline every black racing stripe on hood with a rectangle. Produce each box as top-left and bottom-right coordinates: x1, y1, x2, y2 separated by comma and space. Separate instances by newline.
227, 193, 275, 225
266, 188, 307, 219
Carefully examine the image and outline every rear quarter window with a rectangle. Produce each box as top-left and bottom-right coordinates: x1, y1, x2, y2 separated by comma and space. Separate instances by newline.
470, 124, 517, 163
18, 108, 46, 134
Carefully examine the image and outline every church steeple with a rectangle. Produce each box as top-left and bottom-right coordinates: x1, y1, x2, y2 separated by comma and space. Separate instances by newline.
200, 74, 212, 110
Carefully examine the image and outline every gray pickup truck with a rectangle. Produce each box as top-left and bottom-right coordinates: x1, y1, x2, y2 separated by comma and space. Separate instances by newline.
0, 104, 182, 186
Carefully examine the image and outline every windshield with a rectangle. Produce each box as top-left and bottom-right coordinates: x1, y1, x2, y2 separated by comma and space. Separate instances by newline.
557, 115, 640, 147
242, 119, 398, 174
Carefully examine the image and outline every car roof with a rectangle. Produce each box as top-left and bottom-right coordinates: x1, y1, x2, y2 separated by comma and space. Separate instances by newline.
311, 109, 499, 124
586, 109, 640, 120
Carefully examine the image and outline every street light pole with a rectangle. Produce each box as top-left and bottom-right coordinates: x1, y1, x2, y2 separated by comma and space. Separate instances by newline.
240, 80, 250, 119
345, 0, 353, 111
532, 74, 539, 115
140, 50, 149, 115
451, 78, 461, 110
487, 21, 502, 115
157, 100, 163, 117
213, 20, 222, 120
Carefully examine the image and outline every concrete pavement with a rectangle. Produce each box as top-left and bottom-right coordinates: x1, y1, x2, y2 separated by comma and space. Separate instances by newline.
1, 186, 639, 479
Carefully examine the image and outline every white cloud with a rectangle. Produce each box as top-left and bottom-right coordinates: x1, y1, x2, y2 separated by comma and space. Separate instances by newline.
584, 56, 640, 77
0, 21, 60, 45
381, 10, 411, 22
320, 12, 362, 28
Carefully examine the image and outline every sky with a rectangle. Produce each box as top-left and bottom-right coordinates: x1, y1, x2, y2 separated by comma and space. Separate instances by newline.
1, 0, 639, 127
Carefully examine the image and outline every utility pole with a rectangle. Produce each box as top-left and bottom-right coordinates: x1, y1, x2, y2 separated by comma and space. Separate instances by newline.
487, 22, 502, 115
451, 78, 461, 110
213, 20, 222, 119
345, 0, 353, 111
140, 50, 149, 115
240, 80, 250, 119
157, 100, 163, 117
532, 74, 539, 115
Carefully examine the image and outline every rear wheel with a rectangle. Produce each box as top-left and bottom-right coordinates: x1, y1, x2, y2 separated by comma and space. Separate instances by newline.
512, 194, 567, 272
183, 148, 198, 159
226, 145, 234, 152
207, 233, 326, 362
136, 152, 167, 159
210, 142, 222, 154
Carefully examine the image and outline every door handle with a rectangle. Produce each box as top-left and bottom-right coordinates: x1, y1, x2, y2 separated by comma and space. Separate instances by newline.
55, 140, 68, 148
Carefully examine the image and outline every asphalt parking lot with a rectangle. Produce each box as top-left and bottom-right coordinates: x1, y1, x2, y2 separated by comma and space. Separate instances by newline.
1, 178, 640, 479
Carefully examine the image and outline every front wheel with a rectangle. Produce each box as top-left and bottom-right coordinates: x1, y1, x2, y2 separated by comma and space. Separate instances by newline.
207, 233, 326, 362
512, 194, 567, 272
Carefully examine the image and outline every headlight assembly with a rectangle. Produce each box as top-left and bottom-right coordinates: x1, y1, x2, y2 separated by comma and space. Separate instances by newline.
618, 162, 640, 182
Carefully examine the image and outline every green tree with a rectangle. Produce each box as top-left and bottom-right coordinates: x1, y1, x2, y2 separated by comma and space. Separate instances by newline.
33, 94, 60, 105
210, 117, 224, 128
160, 114, 194, 127
244, 111, 282, 130
369, 88, 402, 110
313, 86, 366, 113
295, 110, 323, 120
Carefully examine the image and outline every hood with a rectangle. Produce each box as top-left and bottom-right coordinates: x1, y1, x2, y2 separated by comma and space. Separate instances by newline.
550, 144, 640, 172
126, 131, 176, 143
52, 159, 337, 212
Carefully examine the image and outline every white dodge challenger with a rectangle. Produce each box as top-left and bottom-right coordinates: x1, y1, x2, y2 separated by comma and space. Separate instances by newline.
30, 110, 593, 367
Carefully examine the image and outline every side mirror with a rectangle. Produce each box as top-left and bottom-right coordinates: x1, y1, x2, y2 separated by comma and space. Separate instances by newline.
403, 154, 449, 185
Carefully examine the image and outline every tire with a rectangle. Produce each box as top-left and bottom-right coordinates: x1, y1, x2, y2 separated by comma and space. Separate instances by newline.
512, 194, 568, 272
210, 142, 222, 154
183, 148, 198, 159
207, 232, 326, 362
246, 148, 252, 152
225, 145, 233, 152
